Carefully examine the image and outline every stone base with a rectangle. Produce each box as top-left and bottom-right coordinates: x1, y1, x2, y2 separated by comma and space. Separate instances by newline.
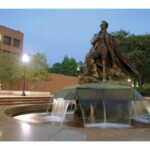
78, 74, 132, 87
107, 80, 132, 87
78, 75, 98, 85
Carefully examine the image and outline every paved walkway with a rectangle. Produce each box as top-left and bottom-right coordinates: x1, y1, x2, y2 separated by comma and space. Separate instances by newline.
0, 105, 86, 141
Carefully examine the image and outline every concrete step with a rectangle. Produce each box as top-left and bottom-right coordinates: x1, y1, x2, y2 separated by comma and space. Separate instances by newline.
0, 101, 50, 105
0, 96, 53, 105
0, 98, 50, 101
0, 96, 51, 99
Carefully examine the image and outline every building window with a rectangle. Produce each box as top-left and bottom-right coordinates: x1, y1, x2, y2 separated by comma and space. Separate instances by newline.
3, 36, 11, 45
13, 53, 19, 59
3, 50, 10, 55
13, 39, 20, 48
2, 50, 10, 58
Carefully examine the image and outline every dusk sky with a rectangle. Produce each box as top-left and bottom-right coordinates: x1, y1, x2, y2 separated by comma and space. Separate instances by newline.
0, 9, 150, 66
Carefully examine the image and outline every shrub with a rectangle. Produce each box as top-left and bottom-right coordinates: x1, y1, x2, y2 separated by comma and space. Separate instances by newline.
135, 87, 150, 96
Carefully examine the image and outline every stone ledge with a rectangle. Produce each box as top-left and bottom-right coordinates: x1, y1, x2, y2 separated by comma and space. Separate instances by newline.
0, 90, 50, 95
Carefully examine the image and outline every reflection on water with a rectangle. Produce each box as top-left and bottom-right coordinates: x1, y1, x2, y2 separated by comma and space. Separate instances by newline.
15, 113, 53, 123
14, 111, 75, 124
14, 96, 150, 128
14, 112, 150, 128
21, 122, 31, 132
133, 114, 150, 123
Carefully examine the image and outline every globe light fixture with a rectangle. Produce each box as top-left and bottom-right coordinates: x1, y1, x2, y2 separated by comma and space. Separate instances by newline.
127, 78, 131, 82
77, 66, 80, 75
22, 54, 29, 63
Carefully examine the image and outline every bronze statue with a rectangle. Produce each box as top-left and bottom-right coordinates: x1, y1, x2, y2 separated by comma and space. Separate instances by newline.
85, 21, 138, 81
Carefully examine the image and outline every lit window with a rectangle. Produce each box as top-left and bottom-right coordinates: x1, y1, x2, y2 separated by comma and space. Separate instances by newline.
13, 39, 20, 48
3, 36, 11, 45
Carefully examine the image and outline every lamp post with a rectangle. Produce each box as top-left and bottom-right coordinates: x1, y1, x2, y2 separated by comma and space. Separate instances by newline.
77, 66, 80, 75
21, 54, 29, 96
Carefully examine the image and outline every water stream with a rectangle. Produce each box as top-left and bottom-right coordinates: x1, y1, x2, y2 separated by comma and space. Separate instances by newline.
49, 98, 70, 123
134, 90, 150, 116
103, 100, 107, 123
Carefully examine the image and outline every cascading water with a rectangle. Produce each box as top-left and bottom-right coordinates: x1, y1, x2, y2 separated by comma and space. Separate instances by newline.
48, 98, 70, 123
134, 89, 150, 116
77, 89, 150, 128
103, 100, 106, 123
79, 100, 132, 128
130, 90, 150, 125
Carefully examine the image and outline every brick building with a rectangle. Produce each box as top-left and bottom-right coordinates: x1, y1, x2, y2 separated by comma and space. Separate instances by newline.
0, 25, 24, 60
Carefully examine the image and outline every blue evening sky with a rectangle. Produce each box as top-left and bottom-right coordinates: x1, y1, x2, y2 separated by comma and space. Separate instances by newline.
0, 9, 150, 66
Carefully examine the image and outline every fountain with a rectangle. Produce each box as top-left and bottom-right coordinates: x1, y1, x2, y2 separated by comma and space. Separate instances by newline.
14, 21, 150, 129
51, 82, 150, 128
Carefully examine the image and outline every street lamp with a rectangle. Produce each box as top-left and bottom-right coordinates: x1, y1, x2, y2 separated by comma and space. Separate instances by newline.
127, 78, 131, 82
77, 66, 80, 75
21, 54, 29, 96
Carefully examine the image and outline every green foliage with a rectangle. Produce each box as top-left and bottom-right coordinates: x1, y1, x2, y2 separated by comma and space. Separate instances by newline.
0, 53, 22, 82
59, 55, 78, 76
49, 55, 85, 77
25, 53, 51, 90
26, 53, 50, 81
48, 62, 61, 74
111, 30, 131, 53
135, 87, 150, 96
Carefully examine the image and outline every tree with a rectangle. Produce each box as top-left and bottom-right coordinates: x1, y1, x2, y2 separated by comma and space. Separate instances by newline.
59, 55, 78, 76
25, 53, 51, 90
0, 53, 22, 89
127, 35, 150, 87
68, 57, 78, 76
128, 49, 150, 87
48, 62, 61, 74
111, 30, 131, 54
49, 56, 85, 76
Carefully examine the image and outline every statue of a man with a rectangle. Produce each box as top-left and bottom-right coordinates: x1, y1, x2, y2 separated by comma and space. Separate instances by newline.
85, 21, 138, 80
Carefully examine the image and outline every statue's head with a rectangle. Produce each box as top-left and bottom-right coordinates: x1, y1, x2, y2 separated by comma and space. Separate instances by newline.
100, 20, 109, 30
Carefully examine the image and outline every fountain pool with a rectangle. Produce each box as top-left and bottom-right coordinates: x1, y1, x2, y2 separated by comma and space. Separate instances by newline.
12, 82, 150, 129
